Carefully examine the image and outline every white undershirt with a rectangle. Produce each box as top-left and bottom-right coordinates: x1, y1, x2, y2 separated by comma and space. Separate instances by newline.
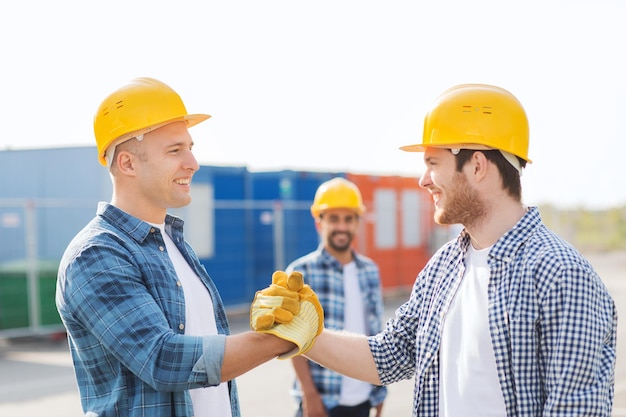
157, 224, 232, 417
339, 261, 372, 406
439, 245, 506, 417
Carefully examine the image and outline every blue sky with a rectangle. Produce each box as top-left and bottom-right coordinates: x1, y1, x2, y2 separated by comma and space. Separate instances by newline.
1, 0, 624, 209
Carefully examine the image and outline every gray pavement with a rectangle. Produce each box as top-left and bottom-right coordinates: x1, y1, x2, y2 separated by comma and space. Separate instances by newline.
1, 251, 624, 416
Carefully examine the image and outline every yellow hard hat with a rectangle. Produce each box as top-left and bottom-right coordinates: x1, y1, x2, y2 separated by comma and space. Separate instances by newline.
400, 84, 531, 163
93, 77, 211, 166
310, 177, 365, 218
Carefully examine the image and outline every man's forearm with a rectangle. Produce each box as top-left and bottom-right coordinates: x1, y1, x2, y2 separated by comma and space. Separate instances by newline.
304, 329, 381, 385
221, 332, 294, 381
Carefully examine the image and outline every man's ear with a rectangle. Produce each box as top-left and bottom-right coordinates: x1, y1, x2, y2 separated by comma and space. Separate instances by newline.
116, 151, 137, 176
314, 217, 322, 233
471, 151, 489, 181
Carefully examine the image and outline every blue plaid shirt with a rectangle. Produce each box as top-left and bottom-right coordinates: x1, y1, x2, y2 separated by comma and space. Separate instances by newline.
56, 202, 240, 417
369, 207, 617, 417
287, 245, 388, 409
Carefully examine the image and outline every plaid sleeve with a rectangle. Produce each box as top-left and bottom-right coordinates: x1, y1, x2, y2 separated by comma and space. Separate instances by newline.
368, 284, 421, 385
536, 260, 617, 416
61, 241, 206, 391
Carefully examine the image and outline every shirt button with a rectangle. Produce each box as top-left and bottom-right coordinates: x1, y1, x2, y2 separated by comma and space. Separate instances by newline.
150, 228, 155, 233
177, 281, 182, 287
159, 246, 164, 251
425, 352, 432, 359
179, 323, 185, 330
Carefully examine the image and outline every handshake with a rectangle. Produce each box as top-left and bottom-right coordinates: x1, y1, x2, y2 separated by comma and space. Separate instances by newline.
250, 271, 324, 359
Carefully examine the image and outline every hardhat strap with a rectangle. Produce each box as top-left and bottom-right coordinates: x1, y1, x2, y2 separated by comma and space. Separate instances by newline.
104, 135, 144, 168
499, 150, 523, 176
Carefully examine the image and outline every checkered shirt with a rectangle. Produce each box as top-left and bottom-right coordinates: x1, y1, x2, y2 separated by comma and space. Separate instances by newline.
369, 207, 617, 417
56, 202, 239, 417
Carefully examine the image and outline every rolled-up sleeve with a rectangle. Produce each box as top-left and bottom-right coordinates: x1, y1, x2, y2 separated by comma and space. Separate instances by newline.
192, 334, 227, 386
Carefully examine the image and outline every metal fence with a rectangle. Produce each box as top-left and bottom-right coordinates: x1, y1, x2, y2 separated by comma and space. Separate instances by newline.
0, 195, 446, 337
0, 198, 98, 336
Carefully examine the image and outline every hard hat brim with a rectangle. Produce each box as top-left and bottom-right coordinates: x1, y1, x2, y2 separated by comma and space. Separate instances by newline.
98, 113, 211, 166
400, 143, 493, 153
399, 143, 425, 152
185, 113, 212, 129
399, 142, 532, 164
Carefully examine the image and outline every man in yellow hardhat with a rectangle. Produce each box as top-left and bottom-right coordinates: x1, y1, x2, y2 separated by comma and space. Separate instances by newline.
56, 77, 322, 417
264, 84, 617, 416
286, 177, 387, 417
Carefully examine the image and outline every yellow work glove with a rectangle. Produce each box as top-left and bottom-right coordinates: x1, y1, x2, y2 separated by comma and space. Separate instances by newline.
250, 270, 302, 331
251, 270, 324, 360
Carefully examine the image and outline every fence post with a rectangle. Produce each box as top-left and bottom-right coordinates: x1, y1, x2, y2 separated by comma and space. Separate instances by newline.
273, 201, 285, 270
25, 199, 40, 332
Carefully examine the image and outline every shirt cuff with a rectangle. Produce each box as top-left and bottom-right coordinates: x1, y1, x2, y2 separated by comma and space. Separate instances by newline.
192, 334, 226, 386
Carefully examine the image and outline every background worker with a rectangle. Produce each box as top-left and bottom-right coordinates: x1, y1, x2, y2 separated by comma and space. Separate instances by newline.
56, 77, 319, 417
286, 177, 387, 417
280, 84, 617, 416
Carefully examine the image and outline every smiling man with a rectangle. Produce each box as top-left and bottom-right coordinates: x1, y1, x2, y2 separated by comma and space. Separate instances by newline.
295, 84, 618, 416
286, 177, 387, 417
55, 78, 313, 417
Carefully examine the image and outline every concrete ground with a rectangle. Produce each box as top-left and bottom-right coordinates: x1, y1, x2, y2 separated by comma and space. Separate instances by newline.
1, 251, 624, 416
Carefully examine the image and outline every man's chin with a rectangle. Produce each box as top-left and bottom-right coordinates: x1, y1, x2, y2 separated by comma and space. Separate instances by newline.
170, 197, 192, 208
434, 210, 453, 226
329, 241, 352, 253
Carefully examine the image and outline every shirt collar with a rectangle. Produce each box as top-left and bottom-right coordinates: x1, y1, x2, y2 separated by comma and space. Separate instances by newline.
456, 206, 541, 260
317, 244, 364, 268
97, 202, 185, 243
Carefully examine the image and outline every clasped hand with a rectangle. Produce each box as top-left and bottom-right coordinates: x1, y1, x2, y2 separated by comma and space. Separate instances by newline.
250, 270, 324, 359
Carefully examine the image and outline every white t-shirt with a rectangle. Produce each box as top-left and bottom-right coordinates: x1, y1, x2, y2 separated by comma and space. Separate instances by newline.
158, 225, 232, 417
438, 244, 506, 417
339, 261, 372, 406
